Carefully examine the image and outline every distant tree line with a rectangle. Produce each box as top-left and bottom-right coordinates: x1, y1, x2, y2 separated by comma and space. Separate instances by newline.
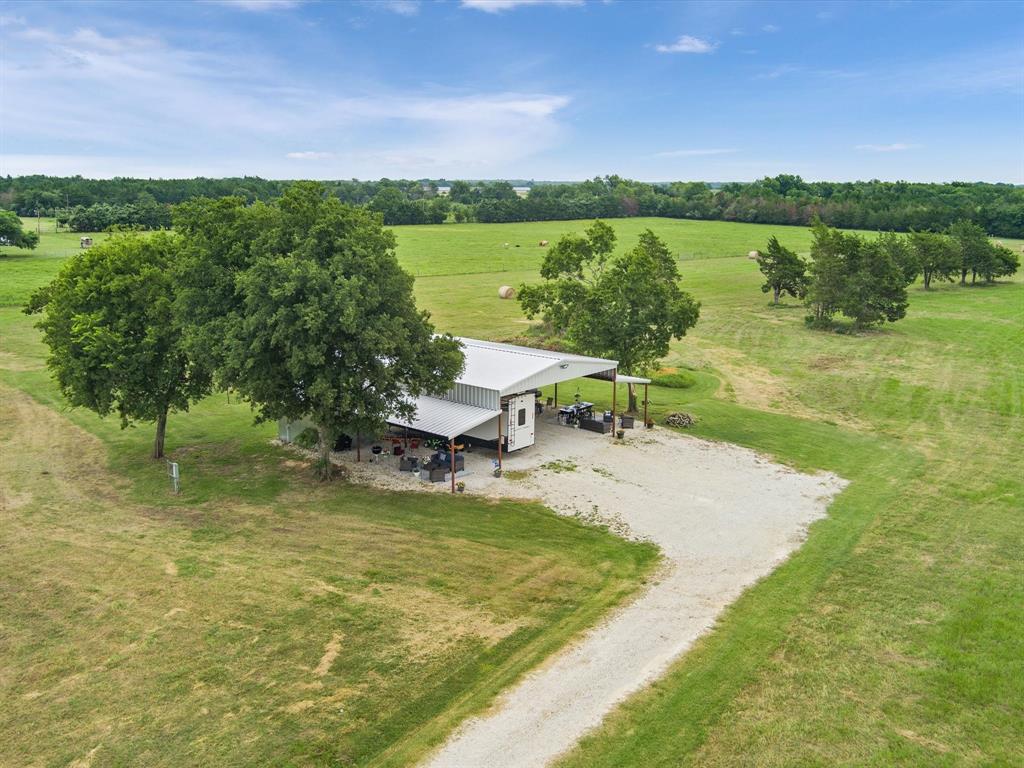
757, 219, 1020, 330
3, 173, 1022, 237
57, 197, 173, 232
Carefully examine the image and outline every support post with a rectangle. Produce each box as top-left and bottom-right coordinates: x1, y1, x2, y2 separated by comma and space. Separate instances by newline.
554, 383, 558, 411
450, 439, 456, 493
356, 432, 361, 462
643, 383, 649, 426
497, 409, 503, 470
611, 370, 617, 438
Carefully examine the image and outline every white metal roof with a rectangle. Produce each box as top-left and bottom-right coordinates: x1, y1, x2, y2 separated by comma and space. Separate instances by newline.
387, 395, 500, 440
616, 374, 651, 385
454, 337, 617, 395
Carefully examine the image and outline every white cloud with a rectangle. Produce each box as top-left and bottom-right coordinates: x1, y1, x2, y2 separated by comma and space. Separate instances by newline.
655, 35, 717, 54
655, 148, 738, 158
756, 63, 800, 79
762, 24, 780, 33
372, 0, 420, 15
211, 0, 302, 10
855, 143, 918, 153
2, 23, 572, 178
461, 0, 583, 13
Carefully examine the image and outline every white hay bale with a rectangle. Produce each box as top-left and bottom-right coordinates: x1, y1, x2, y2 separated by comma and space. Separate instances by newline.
748, 250, 760, 260
539, 239, 549, 246
498, 285, 516, 299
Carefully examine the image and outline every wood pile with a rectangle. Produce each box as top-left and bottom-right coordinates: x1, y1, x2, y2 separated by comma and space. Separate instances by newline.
665, 412, 697, 428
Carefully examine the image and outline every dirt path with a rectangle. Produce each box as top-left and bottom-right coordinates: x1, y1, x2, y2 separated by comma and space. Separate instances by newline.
409, 420, 846, 768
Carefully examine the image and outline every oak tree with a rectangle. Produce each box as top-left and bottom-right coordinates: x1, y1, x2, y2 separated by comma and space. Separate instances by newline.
174, 182, 464, 479
25, 233, 210, 458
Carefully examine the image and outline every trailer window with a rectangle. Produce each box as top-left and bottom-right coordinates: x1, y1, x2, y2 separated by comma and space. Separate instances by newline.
518, 408, 526, 426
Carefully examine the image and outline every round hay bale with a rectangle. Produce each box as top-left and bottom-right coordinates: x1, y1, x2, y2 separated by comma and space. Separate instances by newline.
748, 250, 760, 260
539, 239, 549, 246
498, 285, 516, 300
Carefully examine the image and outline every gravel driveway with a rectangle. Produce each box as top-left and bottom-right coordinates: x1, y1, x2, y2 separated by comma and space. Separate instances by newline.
410, 420, 847, 768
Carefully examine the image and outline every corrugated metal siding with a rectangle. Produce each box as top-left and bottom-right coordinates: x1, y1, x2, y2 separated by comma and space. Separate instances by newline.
388, 396, 500, 439
441, 383, 500, 410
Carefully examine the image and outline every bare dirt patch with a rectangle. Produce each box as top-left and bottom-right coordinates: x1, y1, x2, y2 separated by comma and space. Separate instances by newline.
314, 633, 343, 676
705, 346, 866, 430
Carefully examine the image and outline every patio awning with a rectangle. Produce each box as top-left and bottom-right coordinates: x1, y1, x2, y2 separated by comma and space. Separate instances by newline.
387, 395, 500, 441
615, 374, 651, 385
586, 371, 651, 384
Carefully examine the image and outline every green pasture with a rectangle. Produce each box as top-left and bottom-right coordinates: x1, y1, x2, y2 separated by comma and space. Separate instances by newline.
2, 216, 1022, 765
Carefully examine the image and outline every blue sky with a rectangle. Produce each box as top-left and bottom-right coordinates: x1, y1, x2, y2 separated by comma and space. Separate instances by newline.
1, 0, 1022, 182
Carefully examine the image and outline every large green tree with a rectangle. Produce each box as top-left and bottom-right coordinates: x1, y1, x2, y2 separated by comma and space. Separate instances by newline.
520, 223, 700, 412
805, 222, 910, 329
757, 235, 809, 304
0, 209, 40, 251
518, 219, 617, 337
840, 234, 910, 328
948, 219, 992, 285
25, 233, 211, 458
804, 222, 849, 326
174, 182, 464, 478
908, 230, 960, 290
984, 243, 1020, 282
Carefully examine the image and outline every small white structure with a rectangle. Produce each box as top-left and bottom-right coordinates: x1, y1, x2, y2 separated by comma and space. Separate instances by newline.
80, 236, 93, 248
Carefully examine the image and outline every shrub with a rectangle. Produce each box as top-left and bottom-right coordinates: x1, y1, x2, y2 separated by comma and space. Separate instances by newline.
294, 427, 319, 450
651, 371, 696, 389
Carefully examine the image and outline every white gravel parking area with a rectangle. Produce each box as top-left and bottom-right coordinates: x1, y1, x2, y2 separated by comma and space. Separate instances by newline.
301, 417, 846, 768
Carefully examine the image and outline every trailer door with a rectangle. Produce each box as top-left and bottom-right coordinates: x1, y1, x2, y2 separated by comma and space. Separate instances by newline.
506, 393, 535, 452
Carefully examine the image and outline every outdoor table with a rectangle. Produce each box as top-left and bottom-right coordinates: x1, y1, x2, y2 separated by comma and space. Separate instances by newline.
559, 401, 595, 425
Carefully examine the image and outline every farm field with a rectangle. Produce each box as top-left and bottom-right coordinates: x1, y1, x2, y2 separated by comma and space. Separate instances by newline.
2, 216, 1023, 766
0, 226, 657, 766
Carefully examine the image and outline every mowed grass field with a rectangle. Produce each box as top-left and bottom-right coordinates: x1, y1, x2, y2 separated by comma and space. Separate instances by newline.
404, 218, 1024, 765
2, 215, 1023, 766
0, 226, 657, 766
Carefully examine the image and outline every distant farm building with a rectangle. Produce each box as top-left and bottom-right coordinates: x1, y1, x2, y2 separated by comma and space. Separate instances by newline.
513, 186, 530, 198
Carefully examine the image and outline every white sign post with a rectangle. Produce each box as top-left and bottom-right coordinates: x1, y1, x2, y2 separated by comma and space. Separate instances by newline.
167, 460, 180, 494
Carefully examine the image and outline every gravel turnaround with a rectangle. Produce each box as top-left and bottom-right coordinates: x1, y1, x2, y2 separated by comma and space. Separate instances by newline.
298, 418, 846, 767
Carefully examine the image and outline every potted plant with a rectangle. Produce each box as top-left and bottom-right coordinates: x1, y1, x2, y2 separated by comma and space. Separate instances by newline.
645, 418, 655, 429
456, 481, 466, 493
616, 429, 625, 439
